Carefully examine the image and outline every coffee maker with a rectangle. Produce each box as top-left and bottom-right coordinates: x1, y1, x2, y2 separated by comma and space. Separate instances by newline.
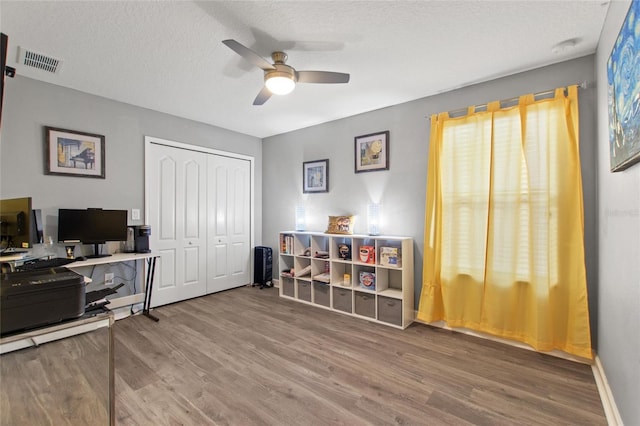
133, 225, 151, 253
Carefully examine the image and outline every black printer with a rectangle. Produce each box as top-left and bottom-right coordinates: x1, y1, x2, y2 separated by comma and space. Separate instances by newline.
1, 267, 85, 336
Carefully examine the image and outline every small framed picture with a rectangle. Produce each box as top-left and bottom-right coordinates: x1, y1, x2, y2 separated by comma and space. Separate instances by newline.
303, 159, 329, 193
45, 127, 105, 178
355, 130, 389, 173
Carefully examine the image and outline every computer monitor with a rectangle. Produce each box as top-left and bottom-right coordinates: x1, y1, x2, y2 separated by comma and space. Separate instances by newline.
58, 208, 128, 258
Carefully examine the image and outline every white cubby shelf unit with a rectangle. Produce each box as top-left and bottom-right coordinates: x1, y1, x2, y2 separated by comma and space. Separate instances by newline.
278, 231, 414, 329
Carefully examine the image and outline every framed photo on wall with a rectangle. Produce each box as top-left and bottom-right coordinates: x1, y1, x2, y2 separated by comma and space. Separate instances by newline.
303, 159, 329, 193
355, 131, 389, 173
45, 127, 105, 178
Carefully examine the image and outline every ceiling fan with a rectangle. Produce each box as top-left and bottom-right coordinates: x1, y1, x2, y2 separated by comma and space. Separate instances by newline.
222, 39, 350, 105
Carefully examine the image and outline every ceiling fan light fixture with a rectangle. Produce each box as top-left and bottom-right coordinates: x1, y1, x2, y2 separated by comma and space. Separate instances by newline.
265, 74, 296, 95
223, 40, 350, 105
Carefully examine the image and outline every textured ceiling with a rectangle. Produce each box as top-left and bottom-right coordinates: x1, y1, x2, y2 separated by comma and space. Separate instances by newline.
1, 1, 610, 138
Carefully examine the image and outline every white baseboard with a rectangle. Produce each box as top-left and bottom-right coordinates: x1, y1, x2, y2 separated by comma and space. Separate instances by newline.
592, 355, 624, 426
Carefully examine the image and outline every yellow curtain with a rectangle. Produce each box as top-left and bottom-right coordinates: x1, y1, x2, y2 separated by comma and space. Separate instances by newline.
417, 86, 592, 359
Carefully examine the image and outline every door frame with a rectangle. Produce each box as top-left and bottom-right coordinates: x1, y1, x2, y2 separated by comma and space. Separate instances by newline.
143, 135, 255, 292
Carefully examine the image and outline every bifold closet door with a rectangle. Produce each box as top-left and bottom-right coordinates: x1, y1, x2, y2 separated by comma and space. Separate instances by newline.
207, 155, 251, 293
147, 143, 207, 307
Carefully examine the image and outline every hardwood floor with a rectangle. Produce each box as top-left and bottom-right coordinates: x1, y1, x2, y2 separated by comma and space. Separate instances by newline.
113, 286, 606, 425
1, 286, 607, 425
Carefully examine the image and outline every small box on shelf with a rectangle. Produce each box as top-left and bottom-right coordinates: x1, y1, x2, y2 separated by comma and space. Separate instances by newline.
330, 236, 353, 261
337, 243, 351, 260
358, 245, 375, 264
380, 246, 401, 267
358, 271, 376, 291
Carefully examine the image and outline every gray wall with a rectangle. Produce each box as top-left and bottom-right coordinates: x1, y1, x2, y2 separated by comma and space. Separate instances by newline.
263, 55, 599, 344
596, 1, 640, 424
0, 76, 263, 252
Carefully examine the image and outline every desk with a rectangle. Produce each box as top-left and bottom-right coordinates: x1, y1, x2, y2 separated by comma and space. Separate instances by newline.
66, 252, 160, 321
0, 310, 115, 425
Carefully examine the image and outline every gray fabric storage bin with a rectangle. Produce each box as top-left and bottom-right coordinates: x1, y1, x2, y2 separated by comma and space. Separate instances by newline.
377, 296, 402, 326
281, 278, 296, 297
332, 287, 352, 313
313, 282, 330, 307
282, 278, 295, 297
297, 281, 312, 302
354, 292, 375, 318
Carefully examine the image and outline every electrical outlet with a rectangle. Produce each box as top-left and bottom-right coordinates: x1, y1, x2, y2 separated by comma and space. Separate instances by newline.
105, 273, 114, 286
131, 209, 140, 221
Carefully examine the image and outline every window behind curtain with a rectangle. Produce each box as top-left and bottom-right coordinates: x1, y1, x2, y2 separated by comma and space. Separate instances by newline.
440, 103, 562, 289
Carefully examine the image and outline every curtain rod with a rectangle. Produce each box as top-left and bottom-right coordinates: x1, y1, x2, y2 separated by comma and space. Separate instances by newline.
429, 81, 589, 119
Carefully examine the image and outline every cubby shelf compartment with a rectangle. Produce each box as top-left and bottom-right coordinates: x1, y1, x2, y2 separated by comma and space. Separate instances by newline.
278, 231, 414, 329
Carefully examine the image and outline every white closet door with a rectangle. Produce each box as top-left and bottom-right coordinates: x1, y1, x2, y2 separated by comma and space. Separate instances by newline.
147, 143, 207, 307
207, 154, 251, 293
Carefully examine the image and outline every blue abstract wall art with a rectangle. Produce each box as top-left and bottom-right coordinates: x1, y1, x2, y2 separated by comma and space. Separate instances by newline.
607, 0, 640, 171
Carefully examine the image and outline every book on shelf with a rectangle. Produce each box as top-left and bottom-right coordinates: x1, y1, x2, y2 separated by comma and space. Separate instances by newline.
280, 234, 294, 254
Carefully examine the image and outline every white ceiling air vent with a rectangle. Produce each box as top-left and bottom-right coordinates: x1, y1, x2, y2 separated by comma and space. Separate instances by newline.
17, 47, 62, 74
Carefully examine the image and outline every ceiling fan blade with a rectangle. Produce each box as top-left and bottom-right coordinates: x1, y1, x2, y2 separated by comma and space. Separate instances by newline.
253, 86, 272, 106
222, 39, 275, 71
296, 71, 350, 84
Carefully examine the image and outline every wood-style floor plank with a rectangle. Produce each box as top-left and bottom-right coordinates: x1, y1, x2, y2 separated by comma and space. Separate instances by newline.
1, 286, 607, 425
